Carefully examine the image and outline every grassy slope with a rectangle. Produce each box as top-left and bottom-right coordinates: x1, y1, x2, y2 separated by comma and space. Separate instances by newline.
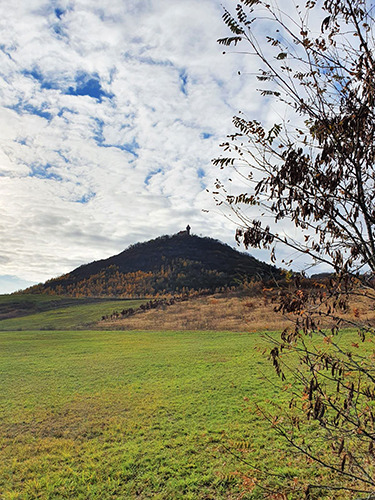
0, 294, 105, 316
0, 329, 300, 500
0, 296, 145, 331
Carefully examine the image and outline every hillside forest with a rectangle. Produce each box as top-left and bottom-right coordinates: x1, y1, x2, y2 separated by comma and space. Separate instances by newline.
23, 234, 280, 297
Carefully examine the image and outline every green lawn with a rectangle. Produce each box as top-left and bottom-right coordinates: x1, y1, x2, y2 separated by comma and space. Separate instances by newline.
1, 329, 363, 499
0, 297, 145, 331
0, 329, 297, 499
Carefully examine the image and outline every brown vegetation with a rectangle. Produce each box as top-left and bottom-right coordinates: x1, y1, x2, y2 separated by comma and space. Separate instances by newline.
99, 290, 375, 332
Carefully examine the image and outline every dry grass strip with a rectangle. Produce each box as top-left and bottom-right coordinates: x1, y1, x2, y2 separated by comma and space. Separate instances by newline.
99, 295, 296, 331
99, 291, 375, 332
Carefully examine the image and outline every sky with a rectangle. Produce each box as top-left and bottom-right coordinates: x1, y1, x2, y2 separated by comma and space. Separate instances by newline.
0, 0, 300, 294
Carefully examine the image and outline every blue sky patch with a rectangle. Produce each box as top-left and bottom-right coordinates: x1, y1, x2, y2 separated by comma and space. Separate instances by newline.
93, 118, 105, 144
55, 149, 69, 163
29, 163, 62, 181
9, 102, 53, 121
201, 132, 213, 140
57, 107, 79, 120
120, 138, 139, 157
66, 72, 113, 102
197, 168, 207, 190
179, 70, 188, 96
23, 104, 52, 121
25, 68, 43, 81
75, 192, 96, 204
124, 52, 174, 69
197, 168, 205, 179
22, 68, 60, 90
52, 23, 65, 37
145, 168, 163, 186
50, 6, 69, 38
93, 118, 139, 156
0, 44, 14, 59
54, 8, 65, 19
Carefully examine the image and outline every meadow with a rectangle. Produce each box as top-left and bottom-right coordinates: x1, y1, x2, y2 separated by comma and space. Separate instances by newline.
0, 328, 306, 499
0, 294, 370, 499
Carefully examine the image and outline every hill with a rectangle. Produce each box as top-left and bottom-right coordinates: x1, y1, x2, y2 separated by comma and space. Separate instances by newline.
23, 233, 281, 297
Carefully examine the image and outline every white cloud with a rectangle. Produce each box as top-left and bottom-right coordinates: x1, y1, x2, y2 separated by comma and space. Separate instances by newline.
0, 0, 290, 293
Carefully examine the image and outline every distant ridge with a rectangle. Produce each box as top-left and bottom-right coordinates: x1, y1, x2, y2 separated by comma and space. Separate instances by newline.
23, 233, 281, 297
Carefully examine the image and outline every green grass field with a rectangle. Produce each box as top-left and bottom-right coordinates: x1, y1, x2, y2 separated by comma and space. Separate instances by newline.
0, 295, 145, 331
0, 295, 364, 500
0, 293, 366, 499
0, 329, 302, 499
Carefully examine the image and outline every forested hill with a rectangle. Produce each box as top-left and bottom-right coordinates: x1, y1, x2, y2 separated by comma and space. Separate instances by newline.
24, 233, 281, 297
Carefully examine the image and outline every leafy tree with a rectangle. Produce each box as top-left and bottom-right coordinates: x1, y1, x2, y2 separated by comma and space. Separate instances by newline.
214, 0, 375, 497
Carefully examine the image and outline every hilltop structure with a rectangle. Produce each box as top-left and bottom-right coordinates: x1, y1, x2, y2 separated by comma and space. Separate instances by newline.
177, 225, 191, 236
